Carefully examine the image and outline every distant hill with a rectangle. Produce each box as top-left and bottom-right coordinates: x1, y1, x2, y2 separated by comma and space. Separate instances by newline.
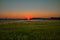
50, 17, 60, 20
0, 18, 27, 20
30, 17, 60, 20
0, 17, 60, 20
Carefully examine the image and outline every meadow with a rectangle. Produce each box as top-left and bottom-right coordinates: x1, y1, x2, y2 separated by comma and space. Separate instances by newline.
0, 20, 60, 40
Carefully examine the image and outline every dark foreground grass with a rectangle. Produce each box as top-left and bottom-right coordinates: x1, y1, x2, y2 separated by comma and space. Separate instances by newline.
0, 20, 60, 40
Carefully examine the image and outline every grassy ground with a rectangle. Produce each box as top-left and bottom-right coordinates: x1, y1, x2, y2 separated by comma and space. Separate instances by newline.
0, 20, 60, 40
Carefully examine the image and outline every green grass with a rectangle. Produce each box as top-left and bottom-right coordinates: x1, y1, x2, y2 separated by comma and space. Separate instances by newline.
0, 20, 60, 40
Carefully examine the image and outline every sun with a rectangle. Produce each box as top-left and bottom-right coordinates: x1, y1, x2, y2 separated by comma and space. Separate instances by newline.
26, 16, 31, 20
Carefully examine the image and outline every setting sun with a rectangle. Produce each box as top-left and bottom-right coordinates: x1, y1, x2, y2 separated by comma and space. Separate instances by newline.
26, 16, 31, 20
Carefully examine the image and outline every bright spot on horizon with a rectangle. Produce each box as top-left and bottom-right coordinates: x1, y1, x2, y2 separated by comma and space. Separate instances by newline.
25, 15, 31, 20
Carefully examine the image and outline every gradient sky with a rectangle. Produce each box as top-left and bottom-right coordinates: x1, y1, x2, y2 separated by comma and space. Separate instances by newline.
0, 0, 60, 18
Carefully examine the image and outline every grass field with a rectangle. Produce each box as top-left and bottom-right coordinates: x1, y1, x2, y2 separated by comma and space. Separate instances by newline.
0, 20, 60, 40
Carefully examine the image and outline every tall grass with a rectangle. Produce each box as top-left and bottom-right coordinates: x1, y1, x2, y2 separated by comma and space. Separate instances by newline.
0, 20, 60, 40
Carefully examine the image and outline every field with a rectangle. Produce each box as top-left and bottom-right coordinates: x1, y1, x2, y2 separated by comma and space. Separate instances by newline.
0, 20, 60, 40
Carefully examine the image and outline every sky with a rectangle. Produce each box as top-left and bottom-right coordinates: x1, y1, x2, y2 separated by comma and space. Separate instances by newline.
0, 0, 60, 18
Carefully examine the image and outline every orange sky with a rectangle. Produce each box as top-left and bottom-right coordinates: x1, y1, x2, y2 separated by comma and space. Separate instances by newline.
0, 10, 60, 18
